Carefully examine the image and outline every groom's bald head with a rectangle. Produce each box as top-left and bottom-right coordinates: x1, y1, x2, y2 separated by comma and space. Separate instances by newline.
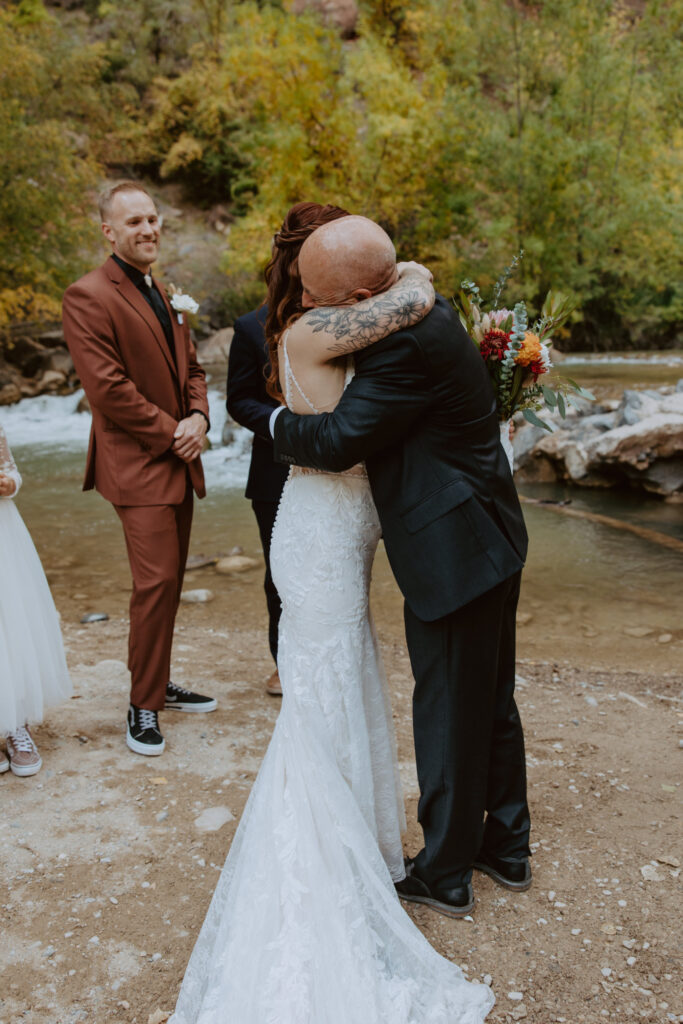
299, 216, 397, 307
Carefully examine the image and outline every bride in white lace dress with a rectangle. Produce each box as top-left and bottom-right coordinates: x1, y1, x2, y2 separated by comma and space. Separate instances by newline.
169, 207, 494, 1023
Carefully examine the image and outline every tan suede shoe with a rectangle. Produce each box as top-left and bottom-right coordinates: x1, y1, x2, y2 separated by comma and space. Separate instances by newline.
266, 670, 282, 697
6, 726, 42, 777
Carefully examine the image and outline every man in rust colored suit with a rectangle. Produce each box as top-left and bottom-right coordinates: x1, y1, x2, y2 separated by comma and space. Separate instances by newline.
63, 181, 216, 757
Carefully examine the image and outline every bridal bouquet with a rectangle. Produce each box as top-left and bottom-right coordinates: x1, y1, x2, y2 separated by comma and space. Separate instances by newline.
455, 253, 593, 432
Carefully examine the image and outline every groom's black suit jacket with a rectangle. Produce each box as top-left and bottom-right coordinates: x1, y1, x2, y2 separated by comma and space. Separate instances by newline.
273, 295, 528, 622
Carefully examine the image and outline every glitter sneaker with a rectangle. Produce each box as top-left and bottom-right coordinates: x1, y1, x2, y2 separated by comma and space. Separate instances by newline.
6, 726, 43, 777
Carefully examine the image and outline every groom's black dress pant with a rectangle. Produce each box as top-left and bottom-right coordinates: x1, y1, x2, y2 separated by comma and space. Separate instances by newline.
404, 570, 530, 890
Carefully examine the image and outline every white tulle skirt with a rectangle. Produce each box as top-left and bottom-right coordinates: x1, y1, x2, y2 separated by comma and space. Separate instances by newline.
0, 497, 72, 734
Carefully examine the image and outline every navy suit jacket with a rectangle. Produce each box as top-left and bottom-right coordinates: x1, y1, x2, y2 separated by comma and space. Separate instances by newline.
227, 304, 289, 503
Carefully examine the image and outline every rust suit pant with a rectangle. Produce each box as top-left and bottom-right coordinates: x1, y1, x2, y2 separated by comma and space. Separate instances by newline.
114, 484, 193, 710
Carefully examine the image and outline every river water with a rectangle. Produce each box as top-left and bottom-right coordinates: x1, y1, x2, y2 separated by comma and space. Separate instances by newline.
1, 353, 681, 675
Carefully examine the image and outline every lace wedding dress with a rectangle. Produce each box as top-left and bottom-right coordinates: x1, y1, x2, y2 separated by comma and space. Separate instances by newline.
169, 351, 494, 1024
0, 425, 72, 734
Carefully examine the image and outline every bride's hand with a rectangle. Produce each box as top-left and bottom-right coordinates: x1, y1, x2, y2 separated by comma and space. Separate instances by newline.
396, 261, 433, 283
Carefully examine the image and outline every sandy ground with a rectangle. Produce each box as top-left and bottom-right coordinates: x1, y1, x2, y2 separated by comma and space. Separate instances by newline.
1, 558, 682, 1024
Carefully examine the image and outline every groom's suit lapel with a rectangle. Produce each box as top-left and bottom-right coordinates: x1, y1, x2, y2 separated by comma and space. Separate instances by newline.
105, 260, 178, 380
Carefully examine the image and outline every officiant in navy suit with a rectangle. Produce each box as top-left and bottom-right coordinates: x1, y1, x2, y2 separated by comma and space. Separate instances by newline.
227, 304, 288, 696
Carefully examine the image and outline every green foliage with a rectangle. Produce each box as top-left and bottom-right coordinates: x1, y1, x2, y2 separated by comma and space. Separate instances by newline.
0, 0, 680, 346
0, 1, 107, 324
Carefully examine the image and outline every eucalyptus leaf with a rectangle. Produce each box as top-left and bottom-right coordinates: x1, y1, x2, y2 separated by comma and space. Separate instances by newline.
523, 408, 553, 431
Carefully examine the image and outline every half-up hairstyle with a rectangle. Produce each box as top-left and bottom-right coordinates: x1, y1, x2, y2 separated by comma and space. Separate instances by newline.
264, 201, 350, 400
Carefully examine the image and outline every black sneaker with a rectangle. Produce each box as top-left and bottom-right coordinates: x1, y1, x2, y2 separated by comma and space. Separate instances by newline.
126, 705, 165, 756
165, 681, 217, 713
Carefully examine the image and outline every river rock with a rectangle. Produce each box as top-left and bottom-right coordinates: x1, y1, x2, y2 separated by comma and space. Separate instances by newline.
194, 806, 234, 832
180, 588, 215, 603
0, 324, 78, 404
37, 369, 68, 393
43, 348, 74, 376
215, 555, 261, 574
147, 1011, 171, 1024
197, 327, 233, 366
185, 554, 219, 571
0, 381, 22, 405
514, 383, 683, 497
5, 334, 48, 376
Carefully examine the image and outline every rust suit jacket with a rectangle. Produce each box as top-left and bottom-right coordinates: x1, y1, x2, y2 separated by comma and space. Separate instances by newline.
62, 256, 209, 506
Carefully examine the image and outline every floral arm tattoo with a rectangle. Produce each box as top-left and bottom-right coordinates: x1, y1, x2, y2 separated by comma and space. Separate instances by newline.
301, 271, 434, 357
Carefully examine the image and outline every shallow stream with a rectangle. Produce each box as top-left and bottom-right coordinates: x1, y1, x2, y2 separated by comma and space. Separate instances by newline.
1, 352, 681, 676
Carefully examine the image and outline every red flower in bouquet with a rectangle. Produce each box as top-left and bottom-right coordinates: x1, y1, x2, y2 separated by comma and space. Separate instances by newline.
479, 328, 511, 363
455, 256, 592, 432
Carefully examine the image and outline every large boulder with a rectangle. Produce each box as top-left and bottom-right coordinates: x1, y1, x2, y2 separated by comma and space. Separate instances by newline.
196, 327, 233, 366
514, 383, 683, 498
1, 323, 77, 403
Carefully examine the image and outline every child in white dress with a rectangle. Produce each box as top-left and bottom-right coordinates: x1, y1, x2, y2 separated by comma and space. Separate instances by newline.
0, 424, 72, 776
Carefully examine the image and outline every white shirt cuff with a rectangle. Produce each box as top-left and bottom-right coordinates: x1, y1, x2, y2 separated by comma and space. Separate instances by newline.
269, 405, 285, 438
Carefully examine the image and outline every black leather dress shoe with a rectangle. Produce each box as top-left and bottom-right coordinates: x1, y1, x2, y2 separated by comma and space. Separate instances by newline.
395, 858, 474, 918
473, 851, 532, 891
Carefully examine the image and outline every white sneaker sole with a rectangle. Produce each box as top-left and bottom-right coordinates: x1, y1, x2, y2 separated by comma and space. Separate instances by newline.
164, 699, 217, 713
126, 726, 165, 756
9, 757, 43, 777
1, 758, 11, 774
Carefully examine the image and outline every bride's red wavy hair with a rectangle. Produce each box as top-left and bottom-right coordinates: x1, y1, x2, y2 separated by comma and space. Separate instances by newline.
264, 201, 350, 401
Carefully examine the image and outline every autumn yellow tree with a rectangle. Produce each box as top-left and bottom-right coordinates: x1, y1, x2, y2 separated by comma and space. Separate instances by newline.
0, 0, 107, 327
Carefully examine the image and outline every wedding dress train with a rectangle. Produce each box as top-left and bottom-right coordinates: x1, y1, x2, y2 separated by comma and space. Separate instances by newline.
170, 364, 494, 1023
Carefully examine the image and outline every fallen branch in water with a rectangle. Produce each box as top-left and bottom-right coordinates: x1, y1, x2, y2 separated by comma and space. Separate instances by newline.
519, 495, 683, 555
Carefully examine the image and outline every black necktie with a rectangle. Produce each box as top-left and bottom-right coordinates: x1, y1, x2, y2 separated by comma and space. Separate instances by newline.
143, 276, 176, 365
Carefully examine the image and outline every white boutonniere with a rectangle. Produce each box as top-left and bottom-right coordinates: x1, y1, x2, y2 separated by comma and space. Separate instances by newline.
169, 284, 199, 325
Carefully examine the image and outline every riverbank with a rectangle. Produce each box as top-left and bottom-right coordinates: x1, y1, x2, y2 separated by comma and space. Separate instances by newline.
1, 362, 682, 1023
1, 581, 682, 1024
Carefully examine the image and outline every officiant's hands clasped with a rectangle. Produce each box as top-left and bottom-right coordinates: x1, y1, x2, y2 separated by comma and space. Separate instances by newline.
173, 411, 208, 463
